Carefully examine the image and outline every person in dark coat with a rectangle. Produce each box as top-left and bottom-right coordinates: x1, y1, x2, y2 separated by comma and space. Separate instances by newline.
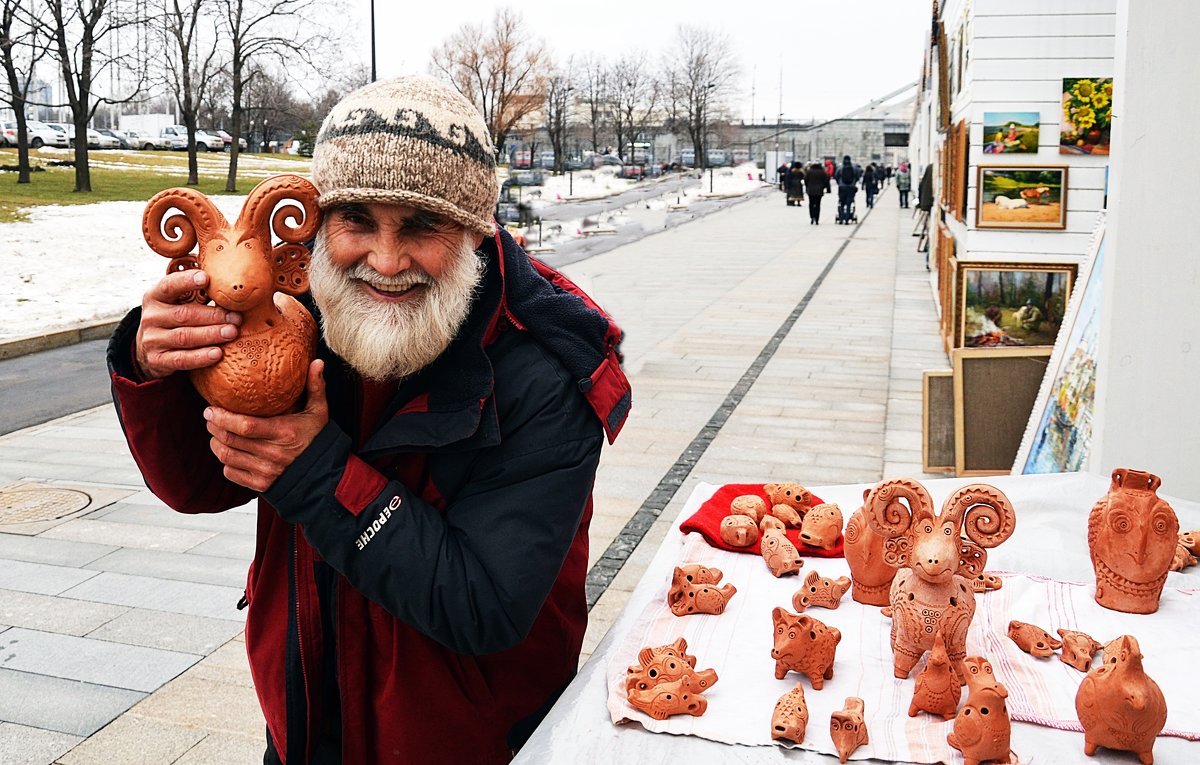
804, 162, 829, 224
863, 164, 879, 208
777, 163, 789, 191
785, 160, 805, 206
918, 164, 935, 212
834, 155, 859, 224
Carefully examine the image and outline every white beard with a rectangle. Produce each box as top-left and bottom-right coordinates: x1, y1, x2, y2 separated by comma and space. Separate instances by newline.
308, 229, 484, 381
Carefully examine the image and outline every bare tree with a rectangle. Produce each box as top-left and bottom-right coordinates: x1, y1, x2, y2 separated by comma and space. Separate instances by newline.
159, 0, 222, 185
542, 57, 573, 173
41, 0, 147, 191
430, 7, 547, 156
577, 53, 608, 154
665, 26, 738, 170
610, 53, 660, 164
0, 0, 50, 183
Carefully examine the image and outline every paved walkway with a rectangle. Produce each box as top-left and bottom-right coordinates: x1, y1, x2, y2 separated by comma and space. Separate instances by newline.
0, 185, 950, 763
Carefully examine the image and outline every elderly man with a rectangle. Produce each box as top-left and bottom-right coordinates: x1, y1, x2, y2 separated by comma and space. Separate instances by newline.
107, 76, 631, 764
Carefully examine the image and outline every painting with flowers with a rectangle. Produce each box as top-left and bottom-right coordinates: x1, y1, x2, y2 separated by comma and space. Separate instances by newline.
1060, 77, 1113, 154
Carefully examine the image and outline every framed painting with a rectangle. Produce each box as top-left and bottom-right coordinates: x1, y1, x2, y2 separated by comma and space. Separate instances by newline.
983, 111, 1039, 154
1060, 77, 1113, 155
955, 262, 1076, 348
1014, 217, 1107, 474
953, 347, 1052, 476
976, 165, 1068, 230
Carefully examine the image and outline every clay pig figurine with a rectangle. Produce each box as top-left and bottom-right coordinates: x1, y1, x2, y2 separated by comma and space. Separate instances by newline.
1088, 469, 1178, 614
770, 608, 841, 689
948, 675, 1013, 765
1058, 628, 1103, 672
626, 639, 718, 720
909, 628, 961, 721
843, 489, 898, 606
770, 683, 809, 745
791, 570, 851, 612
668, 565, 736, 616
720, 514, 759, 548
1075, 635, 1166, 765
761, 525, 803, 577
830, 697, 869, 763
730, 494, 767, 523
799, 502, 844, 549
1007, 620, 1063, 658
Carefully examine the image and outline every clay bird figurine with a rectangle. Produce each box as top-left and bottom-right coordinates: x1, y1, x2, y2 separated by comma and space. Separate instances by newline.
1075, 635, 1166, 765
909, 628, 960, 720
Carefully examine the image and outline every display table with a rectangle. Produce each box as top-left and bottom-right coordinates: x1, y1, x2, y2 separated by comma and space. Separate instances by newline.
515, 472, 1200, 764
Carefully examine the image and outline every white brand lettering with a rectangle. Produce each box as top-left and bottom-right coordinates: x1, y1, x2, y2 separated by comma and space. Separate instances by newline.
355, 499, 396, 551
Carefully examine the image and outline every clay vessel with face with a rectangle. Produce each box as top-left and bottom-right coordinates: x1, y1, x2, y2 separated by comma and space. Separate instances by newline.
1088, 469, 1178, 614
720, 514, 759, 547
1058, 628, 1102, 672
791, 570, 850, 611
770, 608, 840, 689
1075, 635, 1166, 765
730, 494, 767, 523
799, 502, 844, 549
770, 683, 808, 745
761, 526, 804, 577
830, 697, 869, 763
1007, 620, 1063, 658
843, 490, 897, 606
909, 628, 961, 721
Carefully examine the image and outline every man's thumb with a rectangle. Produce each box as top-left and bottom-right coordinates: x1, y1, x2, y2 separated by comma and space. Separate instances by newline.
305, 359, 327, 414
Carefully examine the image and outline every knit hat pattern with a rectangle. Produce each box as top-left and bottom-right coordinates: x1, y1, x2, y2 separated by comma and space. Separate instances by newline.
312, 76, 499, 235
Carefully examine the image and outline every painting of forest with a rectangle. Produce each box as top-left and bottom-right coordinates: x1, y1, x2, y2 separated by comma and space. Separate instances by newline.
960, 266, 1074, 347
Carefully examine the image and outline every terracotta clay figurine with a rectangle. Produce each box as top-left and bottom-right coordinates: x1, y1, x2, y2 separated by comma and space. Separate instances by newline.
770, 608, 841, 689
770, 683, 809, 745
843, 490, 898, 606
761, 525, 804, 577
1007, 620, 1063, 658
1088, 468, 1179, 614
909, 628, 961, 720
1180, 529, 1200, 556
1075, 635, 1166, 765
668, 565, 736, 616
764, 482, 813, 515
760, 514, 787, 534
730, 494, 767, 523
1058, 628, 1103, 672
626, 639, 718, 720
770, 503, 804, 529
970, 572, 1004, 593
674, 563, 723, 585
799, 502, 844, 549
142, 175, 321, 416
720, 514, 759, 547
948, 668, 1013, 765
830, 697, 869, 763
1169, 543, 1197, 572
791, 570, 850, 611
961, 656, 1002, 695
865, 479, 1016, 681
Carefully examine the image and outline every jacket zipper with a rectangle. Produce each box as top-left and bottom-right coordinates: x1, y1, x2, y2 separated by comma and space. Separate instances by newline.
293, 524, 312, 759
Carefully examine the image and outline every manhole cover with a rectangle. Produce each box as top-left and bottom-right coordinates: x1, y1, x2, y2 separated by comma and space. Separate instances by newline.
0, 487, 92, 524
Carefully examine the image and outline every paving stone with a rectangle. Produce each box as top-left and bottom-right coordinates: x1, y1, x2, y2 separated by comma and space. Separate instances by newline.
86, 609, 243, 656
128, 673, 265, 739
170, 733, 266, 765
0, 722, 81, 765
84, 547, 246, 588
0, 533, 116, 568
0, 559, 99, 596
54, 714, 204, 765
97, 504, 256, 536
184, 533, 255, 561
0, 628, 198, 692
59, 572, 245, 621
39, 518, 217, 553
0, 668, 144, 736
0, 589, 127, 636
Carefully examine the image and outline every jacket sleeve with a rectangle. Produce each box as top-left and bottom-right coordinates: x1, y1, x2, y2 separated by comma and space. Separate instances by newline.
263, 353, 604, 656
107, 308, 255, 514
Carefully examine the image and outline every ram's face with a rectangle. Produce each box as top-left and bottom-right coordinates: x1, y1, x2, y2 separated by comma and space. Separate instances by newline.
201, 233, 272, 311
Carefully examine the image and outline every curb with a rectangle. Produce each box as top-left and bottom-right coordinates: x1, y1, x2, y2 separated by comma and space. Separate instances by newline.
0, 319, 120, 361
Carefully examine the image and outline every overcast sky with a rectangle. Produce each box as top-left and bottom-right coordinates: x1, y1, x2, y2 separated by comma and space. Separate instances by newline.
363, 1, 930, 122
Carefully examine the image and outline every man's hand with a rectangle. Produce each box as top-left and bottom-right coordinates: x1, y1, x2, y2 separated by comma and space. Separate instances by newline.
205, 360, 329, 492
135, 269, 242, 380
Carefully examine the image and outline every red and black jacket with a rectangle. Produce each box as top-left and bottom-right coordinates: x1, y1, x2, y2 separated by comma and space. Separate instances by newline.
107, 227, 630, 763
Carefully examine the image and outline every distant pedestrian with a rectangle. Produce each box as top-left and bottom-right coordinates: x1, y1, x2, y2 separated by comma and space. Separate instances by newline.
804, 162, 829, 224
785, 161, 806, 207
863, 164, 879, 208
896, 162, 912, 208
835, 155, 859, 224
777, 163, 789, 191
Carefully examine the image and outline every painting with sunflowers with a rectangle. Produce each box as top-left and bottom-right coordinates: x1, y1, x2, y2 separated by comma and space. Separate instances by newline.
1060, 78, 1113, 155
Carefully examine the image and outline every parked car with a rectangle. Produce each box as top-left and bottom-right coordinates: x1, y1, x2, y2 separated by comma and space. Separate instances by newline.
565, 156, 588, 171
591, 154, 623, 168
0, 121, 15, 146
93, 129, 122, 149
12, 120, 69, 149
124, 130, 168, 150
509, 169, 545, 186
45, 122, 108, 149
212, 129, 248, 152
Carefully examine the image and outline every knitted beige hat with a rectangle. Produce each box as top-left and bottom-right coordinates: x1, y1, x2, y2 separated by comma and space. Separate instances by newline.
312, 76, 498, 235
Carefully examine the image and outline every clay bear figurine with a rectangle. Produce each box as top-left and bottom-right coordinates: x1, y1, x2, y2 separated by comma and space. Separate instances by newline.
799, 502, 844, 549
948, 671, 1013, 765
668, 566, 737, 616
770, 683, 809, 745
909, 628, 961, 720
1075, 635, 1166, 765
791, 570, 851, 612
730, 494, 767, 523
830, 697, 869, 763
1058, 628, 1103, 672
770, 608, 841, 689
761, 525, 804, 577
720, 514, 759, 547
1007, 620, 1063, 658
626, 639, 718, 720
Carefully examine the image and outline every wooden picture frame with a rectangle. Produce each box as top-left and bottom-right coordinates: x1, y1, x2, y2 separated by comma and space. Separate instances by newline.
975, 165, 1068, 230
923, 370, 955, 473
953, 347, 1052, 476
953, 262, 1077, 349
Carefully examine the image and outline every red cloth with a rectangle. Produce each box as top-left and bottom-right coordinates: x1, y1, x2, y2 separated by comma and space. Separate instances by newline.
680, 483, 845, 558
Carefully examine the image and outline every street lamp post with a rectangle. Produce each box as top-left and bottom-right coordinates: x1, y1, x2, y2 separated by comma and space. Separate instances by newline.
370, 0, 377, 82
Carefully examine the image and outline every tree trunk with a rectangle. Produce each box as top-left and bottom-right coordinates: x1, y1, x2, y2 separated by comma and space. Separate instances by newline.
225, 60, 241, 192
184, 113, 199, 185
72, 111, 91, 191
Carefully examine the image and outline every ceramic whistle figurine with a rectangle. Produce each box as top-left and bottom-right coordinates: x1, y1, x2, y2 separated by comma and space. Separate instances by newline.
844, 489, 898, 606
1180, 529, 1200, 556
770, 683, 809, 745
730, 494, 767, 523
791, 570, 850, 611
720, 514, 759, 547
626, 639, 718, 720
761, 525, 804, 577
799, 502, 843, 549
1075, 635, 1166, 765
770, 503, 804, 529
1007, 620, 1062, 658
1088, 469, 1178, 614
948, 675, 1013, 765
770, 608, 840, 689
909, 628, 960, 720
142, 174, 321, 416
970, 572, 1004, 593
865, 479, 1016, 681
764, 482, 812, 516
668, 565, 736, 616
830, 697, 869, 763
1170, 543, 1197, 572
1058, 628, 1103, 672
